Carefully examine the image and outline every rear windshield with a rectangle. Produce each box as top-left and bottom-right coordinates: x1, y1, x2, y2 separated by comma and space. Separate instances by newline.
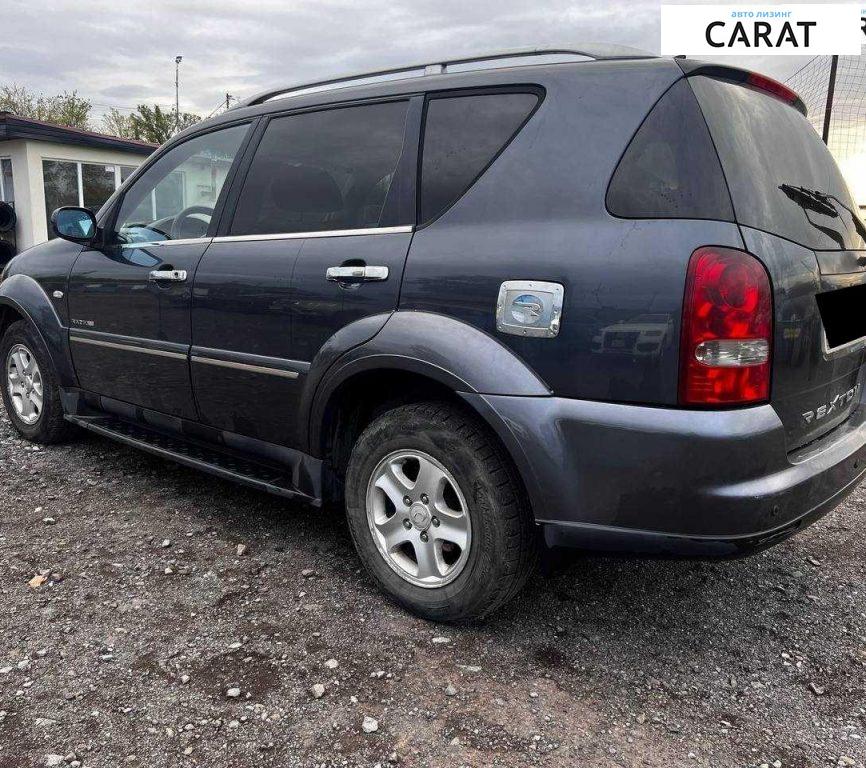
690, 75, 866, 251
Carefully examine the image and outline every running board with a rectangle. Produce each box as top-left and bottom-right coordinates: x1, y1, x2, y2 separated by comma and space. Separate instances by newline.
65, 415, 313, 503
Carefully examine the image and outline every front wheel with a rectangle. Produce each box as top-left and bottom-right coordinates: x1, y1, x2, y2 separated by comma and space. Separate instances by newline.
344, 401, 537, 621
0, 320, 74, 443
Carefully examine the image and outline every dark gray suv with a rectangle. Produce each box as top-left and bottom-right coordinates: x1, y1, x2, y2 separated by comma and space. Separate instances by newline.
2, 46, 865, 621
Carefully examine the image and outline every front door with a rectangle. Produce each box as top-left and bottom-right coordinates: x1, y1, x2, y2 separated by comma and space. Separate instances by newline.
191, 98, 418, 446
67, 123, 251, 418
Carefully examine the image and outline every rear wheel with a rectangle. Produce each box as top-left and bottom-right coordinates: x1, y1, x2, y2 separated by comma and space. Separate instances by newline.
0, 320, 73, 443
344, 401, 536, 621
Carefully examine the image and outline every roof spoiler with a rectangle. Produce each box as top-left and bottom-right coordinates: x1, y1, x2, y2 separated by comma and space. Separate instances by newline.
676, 60, 807, 116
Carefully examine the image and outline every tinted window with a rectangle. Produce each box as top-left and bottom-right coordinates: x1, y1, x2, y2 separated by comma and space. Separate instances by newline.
82, 163, 116, 213
43, 160, 79, 238
691, 76, 864, 250
607, 79, 733, 221
115, 124, 248, 244
420, 92, 538, 224
231, 101, 410, 236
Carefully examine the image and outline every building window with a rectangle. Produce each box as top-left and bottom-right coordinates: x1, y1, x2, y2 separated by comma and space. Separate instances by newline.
43, 159, 140, 239
0, 158, 13, 204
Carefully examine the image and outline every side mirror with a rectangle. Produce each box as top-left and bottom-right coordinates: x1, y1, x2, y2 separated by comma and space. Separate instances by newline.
51, 207, 97, 244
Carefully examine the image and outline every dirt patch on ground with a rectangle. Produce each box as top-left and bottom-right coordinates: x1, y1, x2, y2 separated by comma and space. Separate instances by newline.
0, 412, 864, 767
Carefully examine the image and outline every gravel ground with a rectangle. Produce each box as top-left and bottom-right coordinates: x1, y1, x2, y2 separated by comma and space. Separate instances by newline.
1, 411, 865, 768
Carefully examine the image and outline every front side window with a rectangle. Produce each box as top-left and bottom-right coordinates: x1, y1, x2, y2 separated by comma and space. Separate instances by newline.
114, 124, 248, 244
229, 100, 410, 236
419, 92, 540, 225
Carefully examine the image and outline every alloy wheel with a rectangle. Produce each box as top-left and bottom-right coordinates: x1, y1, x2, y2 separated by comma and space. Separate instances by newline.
6, 344, 43, 426
365, 449, 472, 588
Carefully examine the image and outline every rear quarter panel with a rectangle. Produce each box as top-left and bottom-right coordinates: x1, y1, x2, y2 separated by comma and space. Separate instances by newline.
401, 60, 744, 404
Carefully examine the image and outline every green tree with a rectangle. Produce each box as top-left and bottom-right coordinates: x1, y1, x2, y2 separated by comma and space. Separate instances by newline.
101, 107, 135, 139
0, 84, 91, 129
127, 104, 201, 144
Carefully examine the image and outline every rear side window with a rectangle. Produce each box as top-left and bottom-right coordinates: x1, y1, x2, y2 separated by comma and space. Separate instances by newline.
690, 76, 864, 251
230, 100, 409, 236
420, 92, 539, 224
607, 79, 733, 221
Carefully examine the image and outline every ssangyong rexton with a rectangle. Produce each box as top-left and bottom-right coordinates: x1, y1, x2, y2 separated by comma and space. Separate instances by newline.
1, 46, 864, 620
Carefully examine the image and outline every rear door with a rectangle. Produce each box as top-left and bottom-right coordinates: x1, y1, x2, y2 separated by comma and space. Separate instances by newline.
67, 124, 250, 418
690, 74, 866, 450
190, 98, 419, 447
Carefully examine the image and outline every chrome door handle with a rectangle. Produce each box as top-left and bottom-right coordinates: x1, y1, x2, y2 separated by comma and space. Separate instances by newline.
326, 265, 389, 283
149, 269, 187, 282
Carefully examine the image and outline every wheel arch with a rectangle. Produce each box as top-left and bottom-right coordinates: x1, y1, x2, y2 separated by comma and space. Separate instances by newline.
0, 275, 77, 387
307, 312, 550, 516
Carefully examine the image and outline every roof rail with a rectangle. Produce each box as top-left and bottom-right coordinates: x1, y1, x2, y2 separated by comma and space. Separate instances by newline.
236, 44, 654, 108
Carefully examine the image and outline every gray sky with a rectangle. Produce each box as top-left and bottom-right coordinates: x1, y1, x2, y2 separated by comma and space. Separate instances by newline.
0, 0, 834, 126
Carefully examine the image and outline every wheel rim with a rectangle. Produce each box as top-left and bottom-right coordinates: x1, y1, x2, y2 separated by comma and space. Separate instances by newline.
6, 344, 43, 426
365, 449, 472, 589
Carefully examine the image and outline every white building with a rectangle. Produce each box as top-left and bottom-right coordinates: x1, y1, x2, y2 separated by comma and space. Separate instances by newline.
0, 112, 156, 253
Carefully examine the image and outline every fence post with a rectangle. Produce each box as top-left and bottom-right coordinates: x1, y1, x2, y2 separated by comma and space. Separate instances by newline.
823, 54, 839, 145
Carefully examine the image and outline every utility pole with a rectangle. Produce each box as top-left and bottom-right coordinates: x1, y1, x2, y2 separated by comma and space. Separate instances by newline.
225, 93, 233, 111
822, 54, 838, 145
175, 55, 183, 130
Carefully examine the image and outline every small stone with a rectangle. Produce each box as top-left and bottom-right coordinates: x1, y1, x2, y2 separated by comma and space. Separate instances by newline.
838, 757, 856, 767
183, 747, 193, 755
301, 568, 315, 578
34, 717, 56, 727
236, 544, 247, 557
772, 761, 782, 768
457, 664, 481, 673
808, 682, 826, 696
310, 683, 325, 699
42, 517, 56, 525
806, 555, 822, 567
44, 757, 65, 768
164, 567, 174, 575
431, 636, 450, 644
445, 683, 457, 697
161, 539, 171, 548
17, 660, 30, 671
636, 713, 647, 724
28, 572, 48, 589
180, 674, 190, 684
362, 715, 379, 734
324, 658, 338, 670
529, 691, 539, 698
226, 687, 241, 698
228, 720, 240, 729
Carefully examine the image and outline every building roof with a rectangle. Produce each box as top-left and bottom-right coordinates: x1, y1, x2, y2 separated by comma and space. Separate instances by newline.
0, 112, 157, 156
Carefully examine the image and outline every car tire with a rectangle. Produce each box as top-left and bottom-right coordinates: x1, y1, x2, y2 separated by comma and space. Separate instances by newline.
0, 320, 74, 444
344, 401, 537, 621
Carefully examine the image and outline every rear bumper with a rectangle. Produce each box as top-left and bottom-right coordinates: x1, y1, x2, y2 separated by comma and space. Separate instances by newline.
463, 393, 866, 556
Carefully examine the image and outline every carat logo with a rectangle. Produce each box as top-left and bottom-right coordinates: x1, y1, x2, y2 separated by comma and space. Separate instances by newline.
661, 4, 862, 56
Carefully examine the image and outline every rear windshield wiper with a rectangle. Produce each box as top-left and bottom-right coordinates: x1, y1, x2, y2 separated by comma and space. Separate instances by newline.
779, 183, 866, 248
779, 184, 839, 218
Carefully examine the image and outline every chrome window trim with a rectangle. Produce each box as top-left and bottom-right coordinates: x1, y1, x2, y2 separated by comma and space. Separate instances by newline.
70, 336, 188, 360
191, 355, 300, 379
119, 237, 212, 249
212, 225, 413, 244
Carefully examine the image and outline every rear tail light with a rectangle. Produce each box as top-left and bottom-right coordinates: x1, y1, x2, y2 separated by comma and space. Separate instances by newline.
679, 247, 773, 406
